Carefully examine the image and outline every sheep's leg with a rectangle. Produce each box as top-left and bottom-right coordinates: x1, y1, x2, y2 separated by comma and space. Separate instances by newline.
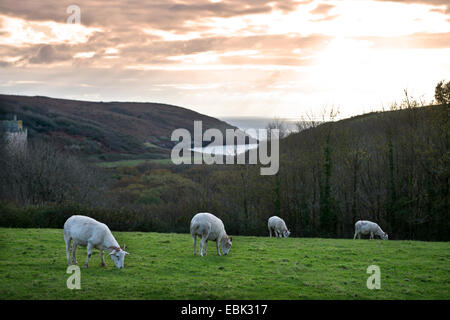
85, 243, 93, 268
192, 235, 197, 256
200, 235, 209, 257
269, 227, 272, 238
100, 250, 106, 267
199, 237, 204, 257
370, 232, 374, 240
353, 232, 358, 240
204, 240, 208, 256
64, 235, 71, 266
216, 241, 221, 256
71, 243, 78, 265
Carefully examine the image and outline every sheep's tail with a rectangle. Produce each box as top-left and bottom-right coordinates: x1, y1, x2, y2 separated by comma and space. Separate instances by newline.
190, 221, 199, 235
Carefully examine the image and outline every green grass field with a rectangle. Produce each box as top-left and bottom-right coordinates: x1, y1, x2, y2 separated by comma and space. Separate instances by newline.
96, 158, 172, 168
96, 156, 195, 168
0, 228, 448, 300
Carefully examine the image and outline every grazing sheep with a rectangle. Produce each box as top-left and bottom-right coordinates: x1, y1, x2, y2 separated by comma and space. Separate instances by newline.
354, 220, 388, 240
268, 216, 291, 238
190, 212, 232, 257
64, 215, 129, 269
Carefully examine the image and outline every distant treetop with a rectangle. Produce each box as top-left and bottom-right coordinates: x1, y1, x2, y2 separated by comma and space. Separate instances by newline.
435, 80, 450, 105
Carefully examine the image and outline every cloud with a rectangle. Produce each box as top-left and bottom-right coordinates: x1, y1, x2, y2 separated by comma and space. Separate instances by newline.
309, 3, 338, 22
0, 60, 13, 67
0, 0, 315, 69
28, 44, 72, 64
356, 32, 450, 49
0, 14, 101, 46
2, 0, 446, 69
376, 0, 448, 5
2, 31, 330, 68
117, 33, 331, 67
375, 0, 450, 14
310, 3, 335, 15
0, 0, 302, 29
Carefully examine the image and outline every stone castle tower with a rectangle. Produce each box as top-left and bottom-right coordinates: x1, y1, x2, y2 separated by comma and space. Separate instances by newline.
0, 115, 28, 150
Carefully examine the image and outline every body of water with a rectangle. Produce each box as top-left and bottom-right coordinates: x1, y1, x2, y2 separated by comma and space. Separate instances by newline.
191, 116, 301, 155
190, 143, 258, 156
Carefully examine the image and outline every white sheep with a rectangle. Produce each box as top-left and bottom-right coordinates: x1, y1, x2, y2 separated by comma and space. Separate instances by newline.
190, 212, 232, 256
268, 216, 291, 238
64, 215, 129, 269
354, 220, 388, 240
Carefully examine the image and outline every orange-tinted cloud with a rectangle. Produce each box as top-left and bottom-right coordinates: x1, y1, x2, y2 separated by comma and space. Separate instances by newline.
356, 32, 450, 49
311, 3, 335, 15
375, 0, 450, 14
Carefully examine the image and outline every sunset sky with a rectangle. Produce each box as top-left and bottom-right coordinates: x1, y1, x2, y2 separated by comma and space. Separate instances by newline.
0, 0, 449, 119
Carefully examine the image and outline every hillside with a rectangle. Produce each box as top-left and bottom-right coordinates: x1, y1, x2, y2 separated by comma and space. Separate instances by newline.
0, 94, 242, 161
0, 228, 448, 299
272, 105, 449, 240
0, 102, 447, 241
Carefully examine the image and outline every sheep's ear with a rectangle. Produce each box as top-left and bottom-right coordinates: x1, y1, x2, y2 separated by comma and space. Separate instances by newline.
124, 251, 129, 255
123, 243, 127, 250
109, 249, 117, 255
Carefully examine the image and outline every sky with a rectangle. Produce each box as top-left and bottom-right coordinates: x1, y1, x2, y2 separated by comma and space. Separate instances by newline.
0, 0, 449, 119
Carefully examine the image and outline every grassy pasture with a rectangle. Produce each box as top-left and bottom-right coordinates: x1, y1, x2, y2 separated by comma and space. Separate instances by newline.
0, 228, 448, 300
96, 156, 195, 167
96, 158, 171, 168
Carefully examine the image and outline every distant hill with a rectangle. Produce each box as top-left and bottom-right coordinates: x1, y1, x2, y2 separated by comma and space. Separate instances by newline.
0, 94, 244, 161
221, 116, 302, 139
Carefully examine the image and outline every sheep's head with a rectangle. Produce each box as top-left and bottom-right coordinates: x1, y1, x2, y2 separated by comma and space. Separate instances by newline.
283, 230, 291, 238
381, 233, 389, 240
109, 245, 129, 269
221, 236, 232, 255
